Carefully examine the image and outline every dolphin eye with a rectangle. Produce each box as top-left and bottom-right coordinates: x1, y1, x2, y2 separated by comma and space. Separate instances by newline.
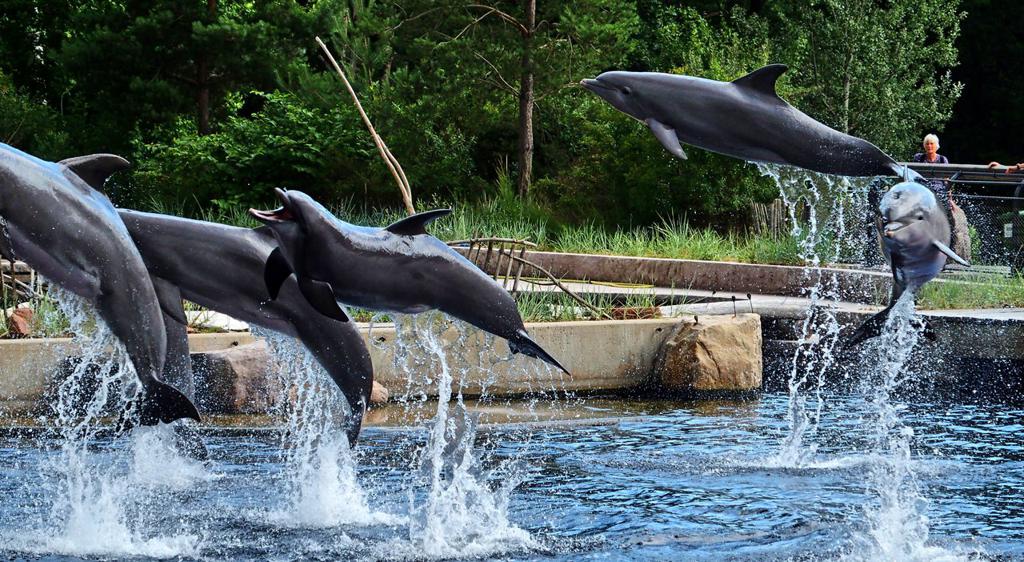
917, 214, 924, 220
622, 86, 632, 95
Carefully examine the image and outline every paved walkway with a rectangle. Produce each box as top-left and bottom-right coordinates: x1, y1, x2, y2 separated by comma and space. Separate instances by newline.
512, 278, 1024, 322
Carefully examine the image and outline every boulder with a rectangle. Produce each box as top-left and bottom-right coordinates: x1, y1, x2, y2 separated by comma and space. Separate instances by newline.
950, 197, 971, 263
370, 381, 390, 404
654, 313, 762, 392
192, 341, 283, 414
7, 307, 33, 337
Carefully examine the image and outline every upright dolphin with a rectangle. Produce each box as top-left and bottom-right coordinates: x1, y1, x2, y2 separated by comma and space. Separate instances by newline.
118, 210, 374, 445
848, 181, 970, 344
248, 188, 569, 375
0, 143, 199, 425
581, 64, 920, 180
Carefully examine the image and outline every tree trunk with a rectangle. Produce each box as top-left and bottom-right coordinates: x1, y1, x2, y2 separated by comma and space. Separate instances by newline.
197, 59, 210, 135
196, 0, 217, 136
516, 0, 536, 198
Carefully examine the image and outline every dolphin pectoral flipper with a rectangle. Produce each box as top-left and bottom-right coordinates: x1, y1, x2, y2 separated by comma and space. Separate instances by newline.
264, 247, 294, 300
297, 277, 351, 322
385, 209, 453, 236
646, 119, 687, 160
58, 154, 131, 190
139, 379, 202, 425
932, 240, 970, 267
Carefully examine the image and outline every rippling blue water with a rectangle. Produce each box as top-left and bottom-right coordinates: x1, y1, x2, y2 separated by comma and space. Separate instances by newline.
1, 393, 1022, 561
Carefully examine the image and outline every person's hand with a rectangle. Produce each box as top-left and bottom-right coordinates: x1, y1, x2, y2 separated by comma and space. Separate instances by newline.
988, 161, 1002, 168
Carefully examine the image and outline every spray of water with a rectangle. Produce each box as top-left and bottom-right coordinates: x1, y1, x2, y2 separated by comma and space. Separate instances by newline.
260, 331, 397, 528
844, 294, 978, 561
4, 287, 202, 558
757, 164, 872, 467
382, 312, 539, 559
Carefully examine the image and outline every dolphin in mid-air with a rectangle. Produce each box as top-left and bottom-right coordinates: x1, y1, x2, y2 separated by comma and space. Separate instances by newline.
581, 64, 920, 180
0, 144, 199, 425
249, 188, 569, 375
848, 181, 970, 344
118, 210, 374, 445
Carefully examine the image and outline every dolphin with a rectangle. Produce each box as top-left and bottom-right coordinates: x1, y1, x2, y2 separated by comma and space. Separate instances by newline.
248, 188, 569, 375
117, 210, 374, 445
848, 181, 970, 344
581, 64, 921, 180
0, 143, 199, 425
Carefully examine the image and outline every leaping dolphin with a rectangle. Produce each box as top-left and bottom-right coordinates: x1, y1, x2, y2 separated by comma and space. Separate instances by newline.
848, 181, 969, 344
581, 64, 920, 180
248, 188, 569, 375
118, 210, 374, 445
0, 143, 199, 425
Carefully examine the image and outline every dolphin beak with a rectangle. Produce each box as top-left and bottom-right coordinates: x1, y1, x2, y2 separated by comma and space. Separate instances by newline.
249, 188, 294, 223
580, 78, 604, 93
883, 222, 903, 238
508, 329, 571, 375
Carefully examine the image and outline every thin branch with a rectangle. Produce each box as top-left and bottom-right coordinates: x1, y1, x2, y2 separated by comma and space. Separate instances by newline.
466, 4, 528, 35
316, 37, 415, 215
473, 52, 517, 93
388, 6, 446, 32
451, 7, 502, 42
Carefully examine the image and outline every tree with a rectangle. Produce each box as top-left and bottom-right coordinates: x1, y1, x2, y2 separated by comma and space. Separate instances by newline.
767, 0, 963, 157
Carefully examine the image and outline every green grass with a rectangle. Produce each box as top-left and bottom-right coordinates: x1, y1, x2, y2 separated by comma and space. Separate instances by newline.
918, 274, 1024, 310
548, 218, 803, 265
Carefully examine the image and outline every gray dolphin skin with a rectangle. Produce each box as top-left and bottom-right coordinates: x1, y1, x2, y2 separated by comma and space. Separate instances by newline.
249, 188, 569, 375
848, 182, 970, 344
118, 210, 374, 445
581, 64, 919, 180
0, 143, 200, 425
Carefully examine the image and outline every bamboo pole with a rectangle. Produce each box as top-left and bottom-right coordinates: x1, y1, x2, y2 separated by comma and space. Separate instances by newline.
315, 36, 416, 215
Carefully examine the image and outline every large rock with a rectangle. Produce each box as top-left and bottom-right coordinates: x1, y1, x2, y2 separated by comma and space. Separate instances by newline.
370, 381, 389, 404
192, 341, 283, 414
654, 313, 762, 392
7, 307, 33, 337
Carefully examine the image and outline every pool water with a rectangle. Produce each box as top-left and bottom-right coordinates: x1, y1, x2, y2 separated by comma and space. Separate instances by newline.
1, 393, 1021, 561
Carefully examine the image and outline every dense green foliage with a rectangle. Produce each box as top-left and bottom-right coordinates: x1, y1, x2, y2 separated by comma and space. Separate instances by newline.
0, 0, 966, 226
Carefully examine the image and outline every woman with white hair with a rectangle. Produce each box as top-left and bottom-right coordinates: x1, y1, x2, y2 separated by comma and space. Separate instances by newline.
912, 133, 949, 165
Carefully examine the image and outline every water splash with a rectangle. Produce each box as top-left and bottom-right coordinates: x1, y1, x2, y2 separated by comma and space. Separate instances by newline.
3, 287, 202, 558
845, 295, 979, 561
387, 312, 539, 559
757, 164, 872, 467
260, 331, 398, 528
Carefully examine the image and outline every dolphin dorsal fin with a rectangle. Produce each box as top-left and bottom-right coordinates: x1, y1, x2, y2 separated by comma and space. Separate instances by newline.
385, 208, 452, 236
732, 64, 787, 97
58, 154, 131, 190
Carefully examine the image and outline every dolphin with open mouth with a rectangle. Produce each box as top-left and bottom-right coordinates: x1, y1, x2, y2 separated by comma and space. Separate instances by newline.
118, 210, 374, 445
848, 181, 970, 344
581, 64, 920, 180
0, 143, 200, 425
249, 188, 569, 375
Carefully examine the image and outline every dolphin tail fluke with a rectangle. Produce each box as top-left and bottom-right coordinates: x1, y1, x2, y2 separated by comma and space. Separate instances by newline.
845, 304, 895, 348
509, 329, 571, 375
139, 380, 202, 426
889, 162, 926, 184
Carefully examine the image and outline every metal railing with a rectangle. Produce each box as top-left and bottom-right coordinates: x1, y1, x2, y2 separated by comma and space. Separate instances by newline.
448, 237, 614, 320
